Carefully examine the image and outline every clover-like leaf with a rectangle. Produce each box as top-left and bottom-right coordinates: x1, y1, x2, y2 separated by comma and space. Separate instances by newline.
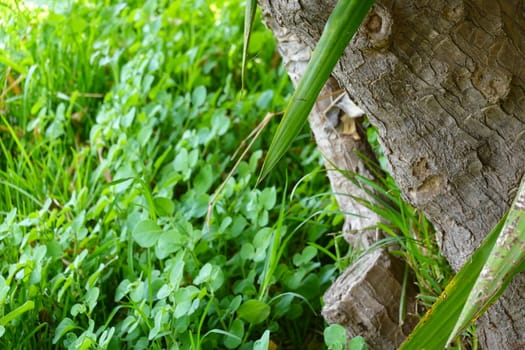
133, 220, 162, 248
237, 299, 270, 325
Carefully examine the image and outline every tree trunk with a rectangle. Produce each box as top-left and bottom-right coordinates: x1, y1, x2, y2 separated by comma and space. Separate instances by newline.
259, 0, 525, 348
261, 12, 419, 348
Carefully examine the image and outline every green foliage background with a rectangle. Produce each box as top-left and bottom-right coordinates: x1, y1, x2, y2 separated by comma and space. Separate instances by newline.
0, 0, 348, 348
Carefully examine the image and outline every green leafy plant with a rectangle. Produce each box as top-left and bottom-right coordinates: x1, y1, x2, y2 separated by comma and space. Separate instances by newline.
399, 175, 525, 349
4, 0, 522, 348
0, 1, 347, 349
324, 324, 368, 350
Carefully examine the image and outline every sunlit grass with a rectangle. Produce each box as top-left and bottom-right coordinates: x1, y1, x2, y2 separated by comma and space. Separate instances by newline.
0, 1, 344, 348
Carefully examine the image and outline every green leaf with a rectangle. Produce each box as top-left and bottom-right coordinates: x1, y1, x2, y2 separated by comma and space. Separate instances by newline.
46, 239, 64, 260
157, 284, 171, 299
85, 287, 100, 314
259, 0, 375, 180
256, 90, 274, 110
324, 324, 347, 350
173, 148, 189, 172
399, 217, 505, 350
253, 228, 273, 262
349, 336, 368, 350
153, 197, 174, 217
193, 263, 213, 285
0, 277, 9, 304
0, 300, 35, 326
52, 317, 76, 344
192, 85, 207, 107
229, 215, 248, 238
259, 187, 276, 210
133, 220, 162, 248
447, 175, 525, 344
227, 295, 243, 314
240, 243, 255, 261
193, 263, 224, 291
224, 319, 244, 349
173, 286, 200, 318
169, 254, 185, 288
70, 13, 87, 34
242, 0, 257, 90
121, 106, 136, 128
71, 303, 86, 317
182, 191, 209, 218
293, 246, 318, 266
237, 299, 271, 325
155, 229, 184, 259
211, 111, 231, 136
194, 165, 213, 194
115, 280, 131, 302
253, 330, 270, 350
0, 54, 27, 74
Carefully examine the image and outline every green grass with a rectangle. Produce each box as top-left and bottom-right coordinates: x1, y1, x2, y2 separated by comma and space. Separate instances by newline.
0, 0, 461, 349
349, 159, 453, 305
0, 1, 348, 349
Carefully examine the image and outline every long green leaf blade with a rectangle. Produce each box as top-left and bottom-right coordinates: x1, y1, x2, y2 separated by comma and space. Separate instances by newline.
398, 218, 505, 350
0, 300, 35, 326
447, 175, 525, 345
242, 0, 257, 90
259, 0, 375, 181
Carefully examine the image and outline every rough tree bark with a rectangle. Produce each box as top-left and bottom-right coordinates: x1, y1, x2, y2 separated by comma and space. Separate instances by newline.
259, 0, 525, 348
261, 13, 419, 347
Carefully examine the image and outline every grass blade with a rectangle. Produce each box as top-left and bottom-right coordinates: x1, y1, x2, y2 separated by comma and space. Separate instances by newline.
399, 217, 505, 350
242, 0, 257, 90
0, 301, 35, 326
258, 0, 375, 181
